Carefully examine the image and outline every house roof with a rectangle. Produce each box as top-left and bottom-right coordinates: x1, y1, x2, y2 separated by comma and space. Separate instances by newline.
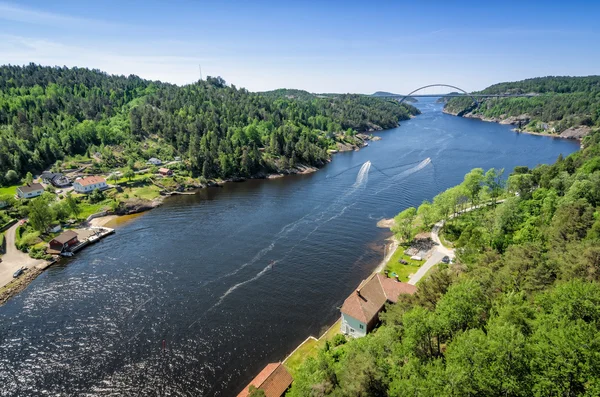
237, 362, 293, 397
341, 274, 416, 323
17, 183, 44, 194
75, 176, 106, 186
159, 167, 171, 173
51, 230, 78, 244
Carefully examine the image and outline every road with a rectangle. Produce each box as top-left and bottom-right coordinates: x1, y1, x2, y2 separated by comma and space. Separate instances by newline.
408, 200, 505, 285
0, 223, 45, 289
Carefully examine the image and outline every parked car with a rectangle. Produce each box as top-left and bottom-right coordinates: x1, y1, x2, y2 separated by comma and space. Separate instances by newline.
442, 256, 450, 264
399, 259, 408, 265
13, 267, 25, 278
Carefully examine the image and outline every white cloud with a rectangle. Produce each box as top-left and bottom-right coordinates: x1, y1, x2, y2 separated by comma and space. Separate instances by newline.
0, 1, 125, 29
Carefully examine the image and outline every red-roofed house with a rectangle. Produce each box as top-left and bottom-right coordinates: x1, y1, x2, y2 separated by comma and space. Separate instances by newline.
73, 176, 107, 193
237, 362, 293, 397
158, 167, 173, 176
340, 273, 416, 337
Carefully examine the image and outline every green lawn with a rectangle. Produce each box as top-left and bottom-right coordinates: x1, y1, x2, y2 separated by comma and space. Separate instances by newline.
114, 173, 154, 185
0, 185, 18, 197
284, 319, 341, 377
120, 185, 162, 201
78, 200, 113, 219
383, 246, 423, 282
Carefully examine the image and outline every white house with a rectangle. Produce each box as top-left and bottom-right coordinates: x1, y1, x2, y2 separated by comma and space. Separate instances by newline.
73, 176, 107, 194
147, 158, 162, 166
340, 273, 416, 338
16, 183, 45, 199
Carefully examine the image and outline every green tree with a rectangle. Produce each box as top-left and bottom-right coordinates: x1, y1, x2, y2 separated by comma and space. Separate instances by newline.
24, 171, 33, 185
28, 197, 54, 232
65, 193, 80, 218
392, 207, 417, 242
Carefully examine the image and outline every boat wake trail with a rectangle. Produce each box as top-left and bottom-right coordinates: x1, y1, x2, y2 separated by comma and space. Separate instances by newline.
353, 161, 371, 187
196, 161, 373, 316
374, 157, 432, 195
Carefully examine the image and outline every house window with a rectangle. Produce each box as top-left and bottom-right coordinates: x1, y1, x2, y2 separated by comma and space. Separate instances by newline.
359, 324, 364, 329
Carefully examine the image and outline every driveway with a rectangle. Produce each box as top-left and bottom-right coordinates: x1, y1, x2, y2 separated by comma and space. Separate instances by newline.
408, 220, 453, 285
0, 223, 45, 289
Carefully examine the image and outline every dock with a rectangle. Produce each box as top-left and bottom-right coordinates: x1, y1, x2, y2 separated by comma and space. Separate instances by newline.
71, 227, 115, 253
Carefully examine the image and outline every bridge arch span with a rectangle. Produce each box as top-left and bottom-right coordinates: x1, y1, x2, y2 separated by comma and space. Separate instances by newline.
400, 84, 478, 105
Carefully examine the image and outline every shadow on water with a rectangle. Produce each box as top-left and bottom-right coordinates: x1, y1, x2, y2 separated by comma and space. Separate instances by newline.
0, 99, 579, 396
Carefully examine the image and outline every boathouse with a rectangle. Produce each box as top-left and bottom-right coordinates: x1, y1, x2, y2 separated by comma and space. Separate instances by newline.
237, 362, 293, 397
340, 273, 416, 338
47, 230, 79, 254
16, 183, 45, 199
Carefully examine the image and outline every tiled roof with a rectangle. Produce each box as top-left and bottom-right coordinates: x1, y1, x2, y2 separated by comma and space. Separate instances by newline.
341, 274, 416, 323
76, 176, 106, 186
237, 362, 293, 397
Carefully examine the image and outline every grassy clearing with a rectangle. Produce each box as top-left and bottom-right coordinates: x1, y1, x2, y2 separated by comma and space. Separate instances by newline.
382, 246, 423, 282
284, 319, 341, 377
78, 200, 113, 219
0, 185, 18, 197
114, 173, 153, 185
118, 185, 162, 201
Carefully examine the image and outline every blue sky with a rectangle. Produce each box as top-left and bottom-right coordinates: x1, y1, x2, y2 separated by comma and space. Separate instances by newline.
1, 0, 599, 93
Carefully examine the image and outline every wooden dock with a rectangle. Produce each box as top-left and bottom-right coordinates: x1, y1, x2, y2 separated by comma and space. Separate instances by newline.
71, 227, 115, 253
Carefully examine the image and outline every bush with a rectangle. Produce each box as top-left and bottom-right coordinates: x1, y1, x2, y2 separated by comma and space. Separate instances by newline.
332, 334, 346, 347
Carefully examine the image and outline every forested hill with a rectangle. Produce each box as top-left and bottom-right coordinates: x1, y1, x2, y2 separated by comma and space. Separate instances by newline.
0, 64, 418, 185
444, 76, 600, 134
288, 129, 600, 396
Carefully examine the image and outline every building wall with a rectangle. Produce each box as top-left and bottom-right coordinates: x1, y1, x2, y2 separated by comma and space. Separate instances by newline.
74, 181, 107, 193
18, 189, 43, 199
341, 313, 367, 338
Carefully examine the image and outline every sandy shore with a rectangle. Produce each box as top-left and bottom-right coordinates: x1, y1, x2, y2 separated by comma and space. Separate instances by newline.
376, 218, 395, 228
374, 237, 398, 273
88, 215, 118, 227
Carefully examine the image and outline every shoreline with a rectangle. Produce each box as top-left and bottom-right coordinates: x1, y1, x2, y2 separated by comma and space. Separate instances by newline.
442, 108, 586, 143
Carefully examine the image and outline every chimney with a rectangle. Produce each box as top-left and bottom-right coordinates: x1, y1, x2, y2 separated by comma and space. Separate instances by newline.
356, 289, 361, 298
395, 275, 400, 283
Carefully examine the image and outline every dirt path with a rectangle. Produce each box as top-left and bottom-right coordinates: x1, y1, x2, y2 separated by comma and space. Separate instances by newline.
0, 223, 46, 289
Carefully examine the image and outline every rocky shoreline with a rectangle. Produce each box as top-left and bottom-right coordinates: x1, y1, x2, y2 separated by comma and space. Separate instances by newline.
442, 108, 589, 142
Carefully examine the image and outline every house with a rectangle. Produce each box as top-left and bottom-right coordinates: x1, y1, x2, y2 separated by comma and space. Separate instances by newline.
48, 224, 62, 233
47, 230, 79, 254
158, 167, 173, 176
174, 156, 181, 161
16, 183, 45, 199
41, 172, 71, 187
148, 157, 162, 166
73, 176, 107, 194
340, 273, 416, 338
237, 362, 293, 397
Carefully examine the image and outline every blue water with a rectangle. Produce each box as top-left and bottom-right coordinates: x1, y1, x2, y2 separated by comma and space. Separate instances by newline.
0, 99, 578, 396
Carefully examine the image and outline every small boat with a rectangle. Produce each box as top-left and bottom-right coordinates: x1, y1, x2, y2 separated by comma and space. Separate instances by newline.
61, 251, 74, 257
13, 267, 25, 278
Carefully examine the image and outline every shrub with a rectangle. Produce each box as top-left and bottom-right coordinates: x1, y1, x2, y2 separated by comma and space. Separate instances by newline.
332, 334, 346, 347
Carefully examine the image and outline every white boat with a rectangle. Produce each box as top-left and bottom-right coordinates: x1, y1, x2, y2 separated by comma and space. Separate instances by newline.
61, 251, 74, 257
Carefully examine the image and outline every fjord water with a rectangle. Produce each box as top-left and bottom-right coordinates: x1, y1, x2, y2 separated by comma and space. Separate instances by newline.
0, 100, 578, 396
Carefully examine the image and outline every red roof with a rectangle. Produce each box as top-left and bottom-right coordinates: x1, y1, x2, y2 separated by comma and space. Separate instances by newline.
237, 362, 293, 397
76, 176, 106, 186
341, 274, 416, 323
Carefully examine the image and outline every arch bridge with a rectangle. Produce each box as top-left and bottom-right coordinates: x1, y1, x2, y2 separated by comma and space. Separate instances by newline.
378, 84, 536, 104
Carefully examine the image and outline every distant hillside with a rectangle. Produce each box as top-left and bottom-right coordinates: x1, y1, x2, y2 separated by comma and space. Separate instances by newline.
0, 64, 420, 184
444, 76, 600, 135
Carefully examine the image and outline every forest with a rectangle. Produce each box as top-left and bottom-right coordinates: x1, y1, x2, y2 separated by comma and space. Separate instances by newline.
444, 76, 600, 132
0, 64, 418, 185
287, 129, 600, 396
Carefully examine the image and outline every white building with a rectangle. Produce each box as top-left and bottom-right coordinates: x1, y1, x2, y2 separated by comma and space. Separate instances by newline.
340, 273, 416, 338
17, 183, 45, 199
73, 176, 107, 193
147, 158, 162, 166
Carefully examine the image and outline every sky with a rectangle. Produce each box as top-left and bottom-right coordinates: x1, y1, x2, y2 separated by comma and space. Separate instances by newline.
1, 0, 599, 94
